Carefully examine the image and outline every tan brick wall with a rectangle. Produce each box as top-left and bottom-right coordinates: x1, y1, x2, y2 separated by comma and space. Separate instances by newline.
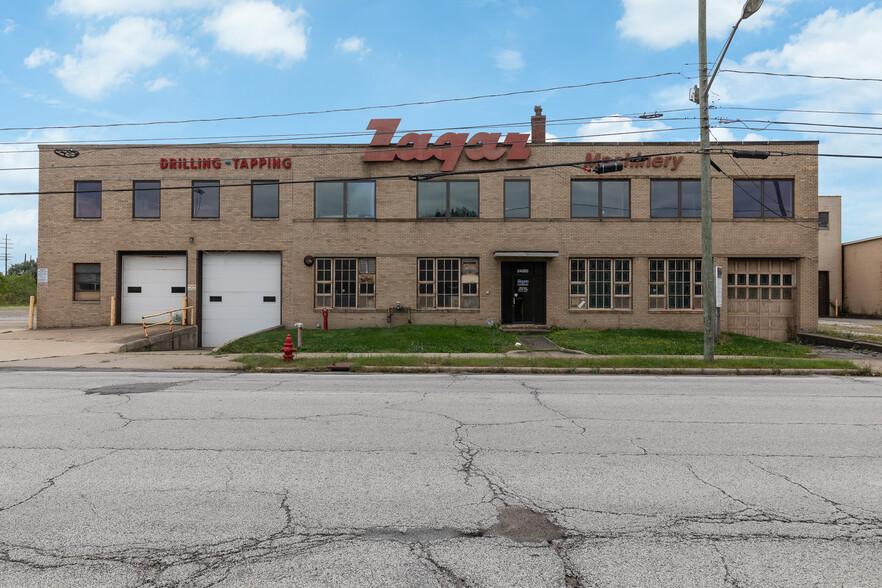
818, 196, 842, 312
37, 139, 819, 339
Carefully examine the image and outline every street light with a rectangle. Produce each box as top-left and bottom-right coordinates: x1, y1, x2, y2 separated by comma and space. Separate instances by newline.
695, 0, 763, 362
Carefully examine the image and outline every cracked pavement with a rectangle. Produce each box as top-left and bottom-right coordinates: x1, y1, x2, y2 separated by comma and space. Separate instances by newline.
0, 372, 880, 587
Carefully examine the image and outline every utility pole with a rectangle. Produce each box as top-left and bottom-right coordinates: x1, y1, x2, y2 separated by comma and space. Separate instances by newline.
1, 234, 11, 275
698, 0, 715, 362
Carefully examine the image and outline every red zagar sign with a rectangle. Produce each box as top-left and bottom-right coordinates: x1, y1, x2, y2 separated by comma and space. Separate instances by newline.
362, 119, 531, 172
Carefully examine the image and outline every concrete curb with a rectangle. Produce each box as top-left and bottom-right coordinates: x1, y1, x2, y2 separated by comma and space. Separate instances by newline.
798, 332, 882, 353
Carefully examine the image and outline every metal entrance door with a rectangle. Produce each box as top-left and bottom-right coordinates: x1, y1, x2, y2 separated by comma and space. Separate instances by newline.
818, 271, 830, 317
501, 262, 546, 324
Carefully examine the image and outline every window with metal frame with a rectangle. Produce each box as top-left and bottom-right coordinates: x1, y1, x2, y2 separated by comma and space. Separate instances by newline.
314, 257, 375, 308
650, 180, 701, 218
74, 263, 100, 301
192, 181, 220, 218
417, 181, 479, 218
571, 179, 630, 218
417, 257, 479, 309
569, 258, 631, 309
74, 181, 101, 218
315, 181, 376, 218
133, 181, 160, 219
733, 179, 794, 218
818, 211, 829, 229
251, 180, 279, 218
504, 179, 530, 218
649, 259, 702, 310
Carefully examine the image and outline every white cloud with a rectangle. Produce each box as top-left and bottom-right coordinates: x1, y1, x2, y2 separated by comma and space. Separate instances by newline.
576, 116, 670, 142
24, 48, 59, 69
53, 17, 183, 100
617, 0, 794, 50
3, 19, 17, 34
335, 36, 370, 58
51, 0, 212, 17
145, 77, 174, 92
204, 2, 308, 64
493, 49, 524, 71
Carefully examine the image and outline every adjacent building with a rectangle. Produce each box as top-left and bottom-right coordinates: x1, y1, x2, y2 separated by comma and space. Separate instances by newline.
818, 195, 842, 316
842, 236, 882, 316
37, 113, 820, 345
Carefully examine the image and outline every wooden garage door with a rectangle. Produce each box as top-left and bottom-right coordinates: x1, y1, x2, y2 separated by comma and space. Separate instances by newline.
727, 259, 795, 341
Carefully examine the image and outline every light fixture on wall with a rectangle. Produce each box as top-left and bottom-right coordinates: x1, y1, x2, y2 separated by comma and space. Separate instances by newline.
189, 237, 194, 244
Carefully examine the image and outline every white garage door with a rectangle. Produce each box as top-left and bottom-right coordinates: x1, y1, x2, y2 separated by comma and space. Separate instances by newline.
201, 252, 281, 347
121, 255, 187, 324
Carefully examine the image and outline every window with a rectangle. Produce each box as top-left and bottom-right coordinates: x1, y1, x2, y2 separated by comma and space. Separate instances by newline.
569, 258, 631, 309
315, 181, 375, 218
418, 180, 478, 218
418, 257, 479, 309
733, 179, 794, 218
504, 179, 530, 218
651, 180, 700, 218
74, 181, 101, 218
727, 271, 794, 301
315, 257, 375, 308
252, 180, 279, 218
192, 181, 220, 218
133, 181, 160, 218
571, 180, 630, 218
74, 263, 100, 301
818, 211, 829, 229
649, 259, 702, 310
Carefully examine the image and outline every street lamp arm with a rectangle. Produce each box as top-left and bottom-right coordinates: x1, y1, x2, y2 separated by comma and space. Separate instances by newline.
705, 19, 742, 99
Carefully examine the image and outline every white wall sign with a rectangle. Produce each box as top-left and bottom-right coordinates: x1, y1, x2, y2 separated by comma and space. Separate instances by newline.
37, 268, 48, 284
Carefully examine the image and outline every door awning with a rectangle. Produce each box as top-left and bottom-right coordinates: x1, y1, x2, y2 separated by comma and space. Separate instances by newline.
493, 251, 559, 260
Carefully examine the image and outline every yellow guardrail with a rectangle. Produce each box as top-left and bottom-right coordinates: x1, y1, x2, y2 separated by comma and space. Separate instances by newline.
141, 305, 194, 339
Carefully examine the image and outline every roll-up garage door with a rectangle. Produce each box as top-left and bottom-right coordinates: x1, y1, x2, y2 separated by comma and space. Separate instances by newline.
727, 259, 796, 341
201, 252, 281, 347
121, 255, 187, 324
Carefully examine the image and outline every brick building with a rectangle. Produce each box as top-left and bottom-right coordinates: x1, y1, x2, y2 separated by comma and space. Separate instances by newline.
37, 114, 820, 345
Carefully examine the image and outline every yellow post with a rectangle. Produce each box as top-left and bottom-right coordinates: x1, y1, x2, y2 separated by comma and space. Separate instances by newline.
183, 296, 188, 326
110, 296, 117, 326
834, 298, 839, 317
28, 296, 35, 330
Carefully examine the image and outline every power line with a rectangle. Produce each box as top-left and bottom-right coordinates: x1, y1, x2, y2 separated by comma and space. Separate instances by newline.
0, 151, 700, 197
0, 73, 681, 133
0, 126, 696, 173
721, 69, 882, 83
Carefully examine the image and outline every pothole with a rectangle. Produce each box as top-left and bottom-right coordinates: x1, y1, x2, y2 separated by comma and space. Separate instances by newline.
85, 382, 180, 395
483, 506, 567, 543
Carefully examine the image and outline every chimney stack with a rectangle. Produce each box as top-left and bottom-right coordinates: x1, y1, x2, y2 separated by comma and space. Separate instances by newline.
531, 106, 546, 143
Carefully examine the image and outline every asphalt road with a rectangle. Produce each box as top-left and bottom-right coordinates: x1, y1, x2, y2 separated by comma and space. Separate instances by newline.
1, 373, 880, 587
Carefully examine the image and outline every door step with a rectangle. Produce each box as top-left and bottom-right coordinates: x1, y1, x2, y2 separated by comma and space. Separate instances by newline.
499, 325, 550, 334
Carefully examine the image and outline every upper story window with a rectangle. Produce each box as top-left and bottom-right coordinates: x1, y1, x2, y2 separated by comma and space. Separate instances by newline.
818, 211, 829, 229
315, 181, 376, 219
192, 181, 220, 218
733, 179, 793, 218
252, 180, 279, 219
571, 179, 630, 218
133, 181, 160, 219
651, 180, 700, 218
417, 180, 478, 218
74, 181, 101, 219
74, 263, 100, 301
504, 179, 530, 218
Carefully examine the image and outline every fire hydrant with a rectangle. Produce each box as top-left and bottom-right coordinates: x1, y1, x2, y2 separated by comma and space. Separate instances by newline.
281, 333, 296, 361
322, 307, 329, 330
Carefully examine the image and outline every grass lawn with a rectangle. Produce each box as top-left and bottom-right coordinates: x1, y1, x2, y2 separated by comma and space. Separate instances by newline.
547, 328, 812, 357
217, 324, 519, 354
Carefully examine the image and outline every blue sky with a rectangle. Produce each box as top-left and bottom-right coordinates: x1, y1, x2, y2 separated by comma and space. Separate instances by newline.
2, 0, 882, 266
